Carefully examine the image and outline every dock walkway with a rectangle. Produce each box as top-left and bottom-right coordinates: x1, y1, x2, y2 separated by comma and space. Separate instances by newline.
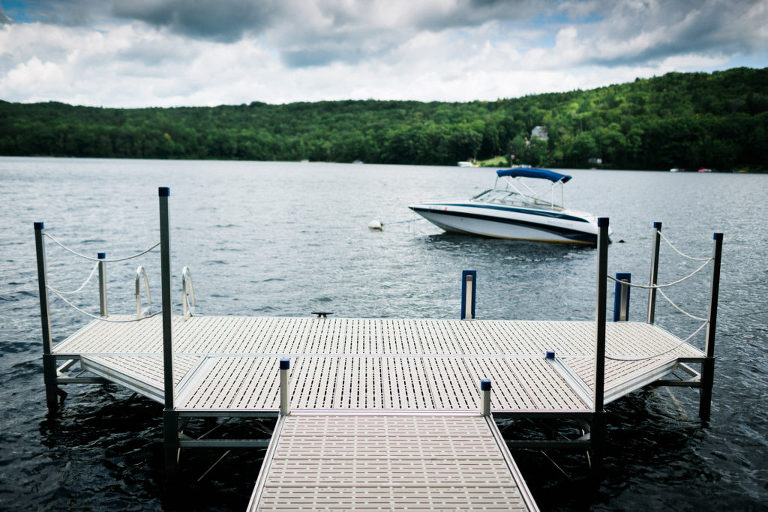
248, 412, 537, 511
52, 315, 704, 511
53, 316, 704, 414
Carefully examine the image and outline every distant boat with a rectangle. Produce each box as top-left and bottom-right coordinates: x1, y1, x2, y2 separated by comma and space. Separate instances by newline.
670, 168, 681, 172
457, 161, 478, 168
698, 168, 713, 173
409, 167, 607, 245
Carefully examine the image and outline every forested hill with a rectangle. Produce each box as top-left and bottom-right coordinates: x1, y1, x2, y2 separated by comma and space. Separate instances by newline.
1, 67, 766, 171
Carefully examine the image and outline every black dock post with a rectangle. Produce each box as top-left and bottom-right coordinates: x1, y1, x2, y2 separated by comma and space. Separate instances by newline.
34, 221, 59, 412
699, 232, 723, 422
647, 222, 662, 324
97, 252, 107, 317
592, 218, 609, 471
159, 187, 179, 473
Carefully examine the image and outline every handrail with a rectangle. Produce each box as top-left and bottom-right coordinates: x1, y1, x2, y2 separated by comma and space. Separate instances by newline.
135, 266, 152, 318
182, 266, 195, 318
659, 231, 711, 262
43, 232, 160, 262
606, 257, 711, 290
46, 261, 100, 296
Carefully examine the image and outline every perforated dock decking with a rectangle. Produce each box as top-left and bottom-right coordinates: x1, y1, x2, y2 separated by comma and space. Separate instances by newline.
53, 316, 704, 413
53, 316, 704, 511
248, 413, 538, 511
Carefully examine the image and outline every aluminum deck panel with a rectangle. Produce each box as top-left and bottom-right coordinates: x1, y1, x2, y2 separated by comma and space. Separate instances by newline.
53, 317, 703, 412
80, 354, 200, 403
248, 413, 538, 512
175, 355, 588, 412
53, 317, 703, 358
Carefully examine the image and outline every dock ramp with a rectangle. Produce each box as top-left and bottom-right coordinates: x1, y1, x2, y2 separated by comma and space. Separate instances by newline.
248, 412, 537, 511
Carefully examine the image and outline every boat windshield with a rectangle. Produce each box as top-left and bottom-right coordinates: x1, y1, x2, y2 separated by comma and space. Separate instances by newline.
471, 180, 564, 210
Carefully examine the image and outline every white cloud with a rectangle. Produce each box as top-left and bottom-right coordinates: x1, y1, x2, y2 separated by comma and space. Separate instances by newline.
4, 56, 66, 95
0, 0, 766, 107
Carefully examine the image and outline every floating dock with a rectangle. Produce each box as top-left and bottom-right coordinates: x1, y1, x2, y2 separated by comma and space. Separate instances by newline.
34, 188, 723, 511
54, 316, 704, 414
51, 316, 705, 511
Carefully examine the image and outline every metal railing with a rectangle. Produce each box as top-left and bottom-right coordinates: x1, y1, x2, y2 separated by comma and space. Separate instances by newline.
182, 266, 195, 318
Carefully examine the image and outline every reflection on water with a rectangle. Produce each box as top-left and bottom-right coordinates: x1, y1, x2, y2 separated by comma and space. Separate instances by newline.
423, 232, 593, 259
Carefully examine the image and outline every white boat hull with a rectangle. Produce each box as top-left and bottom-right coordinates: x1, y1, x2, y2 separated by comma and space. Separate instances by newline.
410, 203, 600, 245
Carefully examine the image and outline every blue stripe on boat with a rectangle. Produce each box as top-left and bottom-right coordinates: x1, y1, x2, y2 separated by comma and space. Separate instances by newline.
418, 203, 591, 223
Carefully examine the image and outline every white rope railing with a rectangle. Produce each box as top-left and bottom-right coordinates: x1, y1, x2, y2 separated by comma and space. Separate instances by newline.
45, 262, 99, 296
607, 257, 712, 290
47, 287, 162, 323
43, 232, 160, 262
659, 231, 711, 262
605, 321, 708, 361
657, 287, 709, 322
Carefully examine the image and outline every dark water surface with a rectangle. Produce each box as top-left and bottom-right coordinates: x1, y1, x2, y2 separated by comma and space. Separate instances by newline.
1, 157, 767, 511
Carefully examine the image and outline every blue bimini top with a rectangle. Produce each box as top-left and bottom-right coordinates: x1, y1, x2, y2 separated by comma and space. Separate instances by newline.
496, 168, 572, 183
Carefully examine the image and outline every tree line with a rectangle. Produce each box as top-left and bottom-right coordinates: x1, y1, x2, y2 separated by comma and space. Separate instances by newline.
1, 67, 766, 171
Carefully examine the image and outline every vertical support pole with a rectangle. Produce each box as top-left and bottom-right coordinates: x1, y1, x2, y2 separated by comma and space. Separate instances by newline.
647, 222, 662, 324
480, 379, 491, 417
612, 272, 631, 322
592, 217, 609, 473
97, 252, 107, 317
699, 232, 723, 422
34, 221, 59, 412
461, 270, 477, 320
159, 187, 178, 473
594, 217, 609, 412
280, 358, 290, 416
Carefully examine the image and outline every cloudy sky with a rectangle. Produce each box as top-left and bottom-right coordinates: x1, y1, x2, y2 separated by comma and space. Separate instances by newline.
1, 0, 766, 107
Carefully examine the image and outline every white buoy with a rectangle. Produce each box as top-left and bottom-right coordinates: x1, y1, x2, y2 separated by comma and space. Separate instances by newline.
367, 220, 383, 230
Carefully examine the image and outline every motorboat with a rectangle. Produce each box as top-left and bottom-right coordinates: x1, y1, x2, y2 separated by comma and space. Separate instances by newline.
409, 168, 606, 245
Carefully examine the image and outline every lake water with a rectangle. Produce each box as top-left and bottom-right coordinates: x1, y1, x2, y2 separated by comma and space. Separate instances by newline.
1, 157, 767, 511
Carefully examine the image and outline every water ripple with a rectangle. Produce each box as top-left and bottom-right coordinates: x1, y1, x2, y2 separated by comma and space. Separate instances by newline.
1, 158, 767, 510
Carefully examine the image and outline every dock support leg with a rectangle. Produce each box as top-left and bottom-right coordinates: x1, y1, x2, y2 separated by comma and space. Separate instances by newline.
589, 410, 606, 477
34, 222, 60, 413
592, 218, 609, 478
699, 232, 723, 423
461, 270, 476, 320
647, 222, 662, 324
159, 187, 178, 473
163, 409, 179, 474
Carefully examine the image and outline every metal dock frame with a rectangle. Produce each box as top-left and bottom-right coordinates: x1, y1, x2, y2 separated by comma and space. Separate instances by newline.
640, 222, 723, 421
34, 187, 725, 510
